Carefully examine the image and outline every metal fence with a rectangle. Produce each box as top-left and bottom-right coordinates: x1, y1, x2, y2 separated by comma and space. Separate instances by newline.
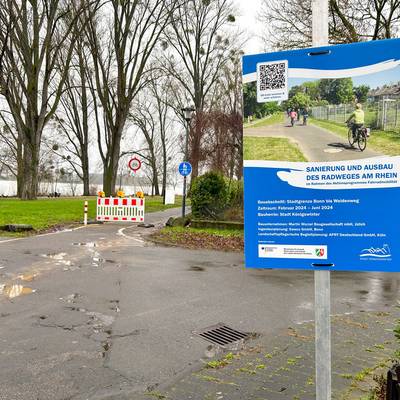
311, 99, 400, 131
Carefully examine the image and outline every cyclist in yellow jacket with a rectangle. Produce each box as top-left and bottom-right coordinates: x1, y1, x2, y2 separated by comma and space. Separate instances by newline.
346, 103, 365, 138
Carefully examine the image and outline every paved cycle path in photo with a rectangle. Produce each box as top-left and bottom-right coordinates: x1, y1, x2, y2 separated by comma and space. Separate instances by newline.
244, 119, 381, 162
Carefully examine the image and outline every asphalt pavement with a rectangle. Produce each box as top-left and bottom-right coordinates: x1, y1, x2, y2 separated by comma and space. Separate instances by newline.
0, 207, 399, 399
244, 118, 380, 161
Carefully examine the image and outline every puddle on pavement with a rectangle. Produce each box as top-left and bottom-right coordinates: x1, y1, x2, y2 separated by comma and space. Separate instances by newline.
0, 284, 35, 299
87, 311, 115, 326
18, 273, 37, 282
41, 252, 75, 268
72, 242, 97, 247
71, 242, 105, 267
42, 252, 68, 260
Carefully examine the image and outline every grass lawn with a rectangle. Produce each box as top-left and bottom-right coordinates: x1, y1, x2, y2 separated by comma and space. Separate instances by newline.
151, 226, 243, 252
244, 136, 307, 161
310, 118, 400, 156
0, 195, 183, 236
244, 112, 284, 129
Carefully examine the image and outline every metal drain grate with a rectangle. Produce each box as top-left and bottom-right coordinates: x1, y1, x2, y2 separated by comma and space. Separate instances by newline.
193, 323, 250, 346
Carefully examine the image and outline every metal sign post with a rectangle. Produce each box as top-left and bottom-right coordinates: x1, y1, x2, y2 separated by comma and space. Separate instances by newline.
179, 161, 192, 218
312, 1, 331, 399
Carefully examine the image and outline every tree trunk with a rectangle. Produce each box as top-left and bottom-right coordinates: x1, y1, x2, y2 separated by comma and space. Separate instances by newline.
20, 138, 39, 200
152, 164, 160, 196
16, 132, 24, 198
82, 149, 90, 196
102, 123, 124, 196
103, 162, 118, 197
79, 45, 90, 197
161, 141, 167, 201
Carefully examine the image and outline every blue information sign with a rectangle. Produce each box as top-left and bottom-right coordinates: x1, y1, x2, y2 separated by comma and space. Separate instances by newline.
243, 39, 400, 272
179, 162, 192, 177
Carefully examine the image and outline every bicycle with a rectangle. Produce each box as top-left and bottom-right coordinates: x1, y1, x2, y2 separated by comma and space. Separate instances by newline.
347, 123, 369, 152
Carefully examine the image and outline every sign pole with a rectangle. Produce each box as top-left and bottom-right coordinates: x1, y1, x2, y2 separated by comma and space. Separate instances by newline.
312, 1, 331, 399
182, 119, 190, 218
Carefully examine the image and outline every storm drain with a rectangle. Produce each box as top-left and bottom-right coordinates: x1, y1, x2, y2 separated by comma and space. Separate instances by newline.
193, 323, 250, 346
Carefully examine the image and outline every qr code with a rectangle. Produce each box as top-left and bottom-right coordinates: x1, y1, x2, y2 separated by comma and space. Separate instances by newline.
256, 60, 288, 102
258, 62, 286, 91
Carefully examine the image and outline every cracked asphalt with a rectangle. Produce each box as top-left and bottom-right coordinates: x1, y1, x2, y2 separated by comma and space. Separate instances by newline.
0, 207, 400, 399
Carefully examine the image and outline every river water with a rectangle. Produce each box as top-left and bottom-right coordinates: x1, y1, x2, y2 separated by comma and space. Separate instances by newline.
0, 180, 176, 197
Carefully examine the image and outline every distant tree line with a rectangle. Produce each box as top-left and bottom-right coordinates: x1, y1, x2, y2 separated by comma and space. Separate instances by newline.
285, 79, 370, 110
243, 82, 281, 119
243, 78, 370, 120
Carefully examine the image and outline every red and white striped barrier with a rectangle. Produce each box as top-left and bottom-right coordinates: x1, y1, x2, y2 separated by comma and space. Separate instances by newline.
96, 197, 145, 222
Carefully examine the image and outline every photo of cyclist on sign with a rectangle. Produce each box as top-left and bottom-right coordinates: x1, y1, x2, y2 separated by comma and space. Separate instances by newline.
244, 53, 400, 162
345, 103, 369, 152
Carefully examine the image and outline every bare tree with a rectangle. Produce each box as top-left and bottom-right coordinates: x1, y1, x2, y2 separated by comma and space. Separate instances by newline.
210, 49, 243, 179
148, 75, 178, 199
129, 74, 179, 199
0, 111, 19, 180
259, 0, 400, 50
53, 32, 93, 196
0, 0, 94, 199
84, 0, 177, 196
130, 97, 161, 195
163, 0, 239, 180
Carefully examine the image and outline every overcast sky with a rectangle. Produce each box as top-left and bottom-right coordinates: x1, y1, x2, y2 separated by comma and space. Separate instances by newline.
237, 0, 264, 55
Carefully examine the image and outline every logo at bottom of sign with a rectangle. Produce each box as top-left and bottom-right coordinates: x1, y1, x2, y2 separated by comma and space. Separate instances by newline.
360, 244, 392, 261
258, 244, 328, 260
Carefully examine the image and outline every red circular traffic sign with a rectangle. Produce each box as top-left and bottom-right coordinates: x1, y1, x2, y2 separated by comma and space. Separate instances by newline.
128, 157, 142, 172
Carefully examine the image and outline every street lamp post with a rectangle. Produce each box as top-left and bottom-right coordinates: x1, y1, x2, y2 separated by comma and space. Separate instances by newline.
181, 107, 195, 218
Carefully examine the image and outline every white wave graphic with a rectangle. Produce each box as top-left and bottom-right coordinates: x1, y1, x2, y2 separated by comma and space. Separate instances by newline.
360, 253, 391, 258
242, 59, 400, 83
360, 245, 391, 258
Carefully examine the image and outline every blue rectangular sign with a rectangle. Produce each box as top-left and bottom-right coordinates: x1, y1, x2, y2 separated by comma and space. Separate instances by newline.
243, 39, 400, 272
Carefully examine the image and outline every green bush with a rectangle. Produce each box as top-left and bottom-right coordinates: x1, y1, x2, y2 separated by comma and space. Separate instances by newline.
191, 172, 229, 219
227, 179, 243, 208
